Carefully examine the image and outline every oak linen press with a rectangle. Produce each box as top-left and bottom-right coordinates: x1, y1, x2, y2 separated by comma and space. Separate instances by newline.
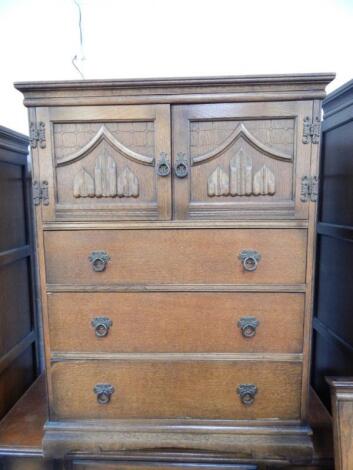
15, 73, 334, 467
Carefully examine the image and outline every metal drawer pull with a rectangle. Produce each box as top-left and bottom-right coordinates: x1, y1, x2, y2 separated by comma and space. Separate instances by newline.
239, 250, 261, 271
237, 317, 260, 338
91, 317, 112, 337
94, 384, 115, 404
175, 153, 188, 178
157, 152, 171, 177
88, 251, 110, 272
237, 384, 257, 406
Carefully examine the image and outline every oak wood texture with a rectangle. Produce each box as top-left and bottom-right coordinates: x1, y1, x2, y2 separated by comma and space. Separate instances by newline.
327, 377, 353, 470
47, 292, 304, 354
44, 229, 307, 286
50, 360, 302, 420
15, 74, 334, 463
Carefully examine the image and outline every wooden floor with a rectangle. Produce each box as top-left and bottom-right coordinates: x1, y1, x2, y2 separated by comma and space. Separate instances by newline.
0, 375, 334, 469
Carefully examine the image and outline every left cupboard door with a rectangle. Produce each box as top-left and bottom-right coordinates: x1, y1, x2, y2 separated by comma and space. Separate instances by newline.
32, 104, 172, 222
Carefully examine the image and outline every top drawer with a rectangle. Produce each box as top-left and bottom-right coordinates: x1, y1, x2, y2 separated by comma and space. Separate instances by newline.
44, 229, 307, 286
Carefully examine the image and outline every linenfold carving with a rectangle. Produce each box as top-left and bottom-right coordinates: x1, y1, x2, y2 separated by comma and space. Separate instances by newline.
230, 148, 253, 196
253, 166, 275, 195
117, 167, 139, 198
207, 166, 230, 197
73, 154, 139, 199
95, 153, 117, 197
207, 149, 276, 198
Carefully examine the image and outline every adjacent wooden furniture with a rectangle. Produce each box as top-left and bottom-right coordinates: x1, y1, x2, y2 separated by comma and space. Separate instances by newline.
312, 79, 353, 409
327, 377, 353, 470
0, 125, 40, 421
15, 73, 334, 467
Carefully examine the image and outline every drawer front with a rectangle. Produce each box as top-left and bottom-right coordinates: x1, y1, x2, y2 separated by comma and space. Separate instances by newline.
72, 462, 257, 470
48, 292, 304, 353
44, 229, 307, 285
50, 360, 302, 420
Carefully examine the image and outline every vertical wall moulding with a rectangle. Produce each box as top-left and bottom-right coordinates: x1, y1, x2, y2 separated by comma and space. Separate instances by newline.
117, 167, 139, 198
253, 166, 276, 195
230, 147, 253, 196
73, 168, 95, 198
95, 152, 117, 197
207, 166, 230, 197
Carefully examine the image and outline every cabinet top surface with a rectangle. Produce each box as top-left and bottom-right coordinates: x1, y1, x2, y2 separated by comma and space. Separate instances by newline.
14, 73, 335, 107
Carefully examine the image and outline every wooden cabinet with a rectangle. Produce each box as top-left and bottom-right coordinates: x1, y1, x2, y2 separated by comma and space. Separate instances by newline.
15, 73, 334, 466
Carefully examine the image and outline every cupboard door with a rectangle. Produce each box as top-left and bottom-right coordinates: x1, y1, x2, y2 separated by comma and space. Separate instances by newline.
35, 105, 171, 221
172, 102, 313, 220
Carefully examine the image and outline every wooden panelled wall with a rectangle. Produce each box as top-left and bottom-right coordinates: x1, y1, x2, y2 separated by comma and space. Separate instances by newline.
312, 79, 353, 409
0, 125, 40, 419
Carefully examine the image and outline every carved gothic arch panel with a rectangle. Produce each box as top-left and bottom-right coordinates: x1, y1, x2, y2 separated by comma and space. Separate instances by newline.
56, 125, 154, 167
192, 123, 292, 166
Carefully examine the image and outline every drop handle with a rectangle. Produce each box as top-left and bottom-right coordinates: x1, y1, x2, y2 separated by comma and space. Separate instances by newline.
157, 152, 171, 177
91, 317, 113, 337
239, 250, 261, 272
94, 384, 115, 404
237, 317, 260, 338
237, 384, 257, 406
88, 251, 110, 272
175, 153, 188, 178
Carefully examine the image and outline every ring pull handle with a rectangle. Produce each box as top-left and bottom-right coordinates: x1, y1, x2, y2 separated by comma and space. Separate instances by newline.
237, 317, 260, 338
157, 152, 171, 177
93, 384, 115, 405
88, 251, 110, 272
91, 317, 113, 337
239, 250, 261, 272
237, 384, 257, 406
175, 153, 188, 178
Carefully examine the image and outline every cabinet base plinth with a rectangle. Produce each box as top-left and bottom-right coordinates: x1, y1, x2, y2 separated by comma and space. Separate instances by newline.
43, 420, 313, 464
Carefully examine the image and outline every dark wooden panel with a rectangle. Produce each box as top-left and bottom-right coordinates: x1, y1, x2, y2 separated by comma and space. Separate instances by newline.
312, 331, 353, 411
0, 259, 32, 357
320, 120, 353, 227
0, 347, 35, 418
0, 161, 27, 252
72, 463, 257, 470
315, 235, 353, 346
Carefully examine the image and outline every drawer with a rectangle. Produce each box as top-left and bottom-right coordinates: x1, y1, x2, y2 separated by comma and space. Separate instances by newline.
50, 360, 302, 420
48, 292, 304, 353
72, 462, 257, 470
44, 229, 307, 285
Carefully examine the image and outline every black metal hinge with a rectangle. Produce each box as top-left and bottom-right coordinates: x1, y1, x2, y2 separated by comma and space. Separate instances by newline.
33, 180, 49, 206
301, 176, 319, 202
30, 121, 46, 149
302, 116, 321, 144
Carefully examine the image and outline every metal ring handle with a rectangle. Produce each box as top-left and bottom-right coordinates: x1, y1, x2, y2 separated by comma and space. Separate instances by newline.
237, 317, 260, 338
91, 317, 112, 337
94, 384, 115, 405
157, 153, 171, 177
239, 250, 261, 272
237, 384, 257, 406
88, 251, 110, 272
175, 153, 188, 178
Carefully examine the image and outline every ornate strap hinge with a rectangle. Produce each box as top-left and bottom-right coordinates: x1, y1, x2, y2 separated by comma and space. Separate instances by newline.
32, 180, 49, 206
301, 176, 319, 203
303, 116, 321, 144
30, 121, 46, 149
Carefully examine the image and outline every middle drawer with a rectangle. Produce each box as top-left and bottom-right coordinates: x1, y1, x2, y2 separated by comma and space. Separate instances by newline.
48, 292, 304, 354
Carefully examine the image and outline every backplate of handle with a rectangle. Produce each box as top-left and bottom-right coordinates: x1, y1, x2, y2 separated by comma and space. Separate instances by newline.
93, 384, 115, 404
157, 152, 171, 177
239, 250, 261, 271
88, 251, 110, 272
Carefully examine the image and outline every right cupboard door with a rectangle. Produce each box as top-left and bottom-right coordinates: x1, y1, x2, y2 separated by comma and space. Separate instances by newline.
172, 101, 313, 220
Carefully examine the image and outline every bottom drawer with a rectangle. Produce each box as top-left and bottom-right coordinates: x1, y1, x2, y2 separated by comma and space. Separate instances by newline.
51, 360, 302, 420
72, 462, 258, 470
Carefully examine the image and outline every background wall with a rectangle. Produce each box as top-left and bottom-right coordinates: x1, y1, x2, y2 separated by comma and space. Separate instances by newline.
0, 0, 352, 134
